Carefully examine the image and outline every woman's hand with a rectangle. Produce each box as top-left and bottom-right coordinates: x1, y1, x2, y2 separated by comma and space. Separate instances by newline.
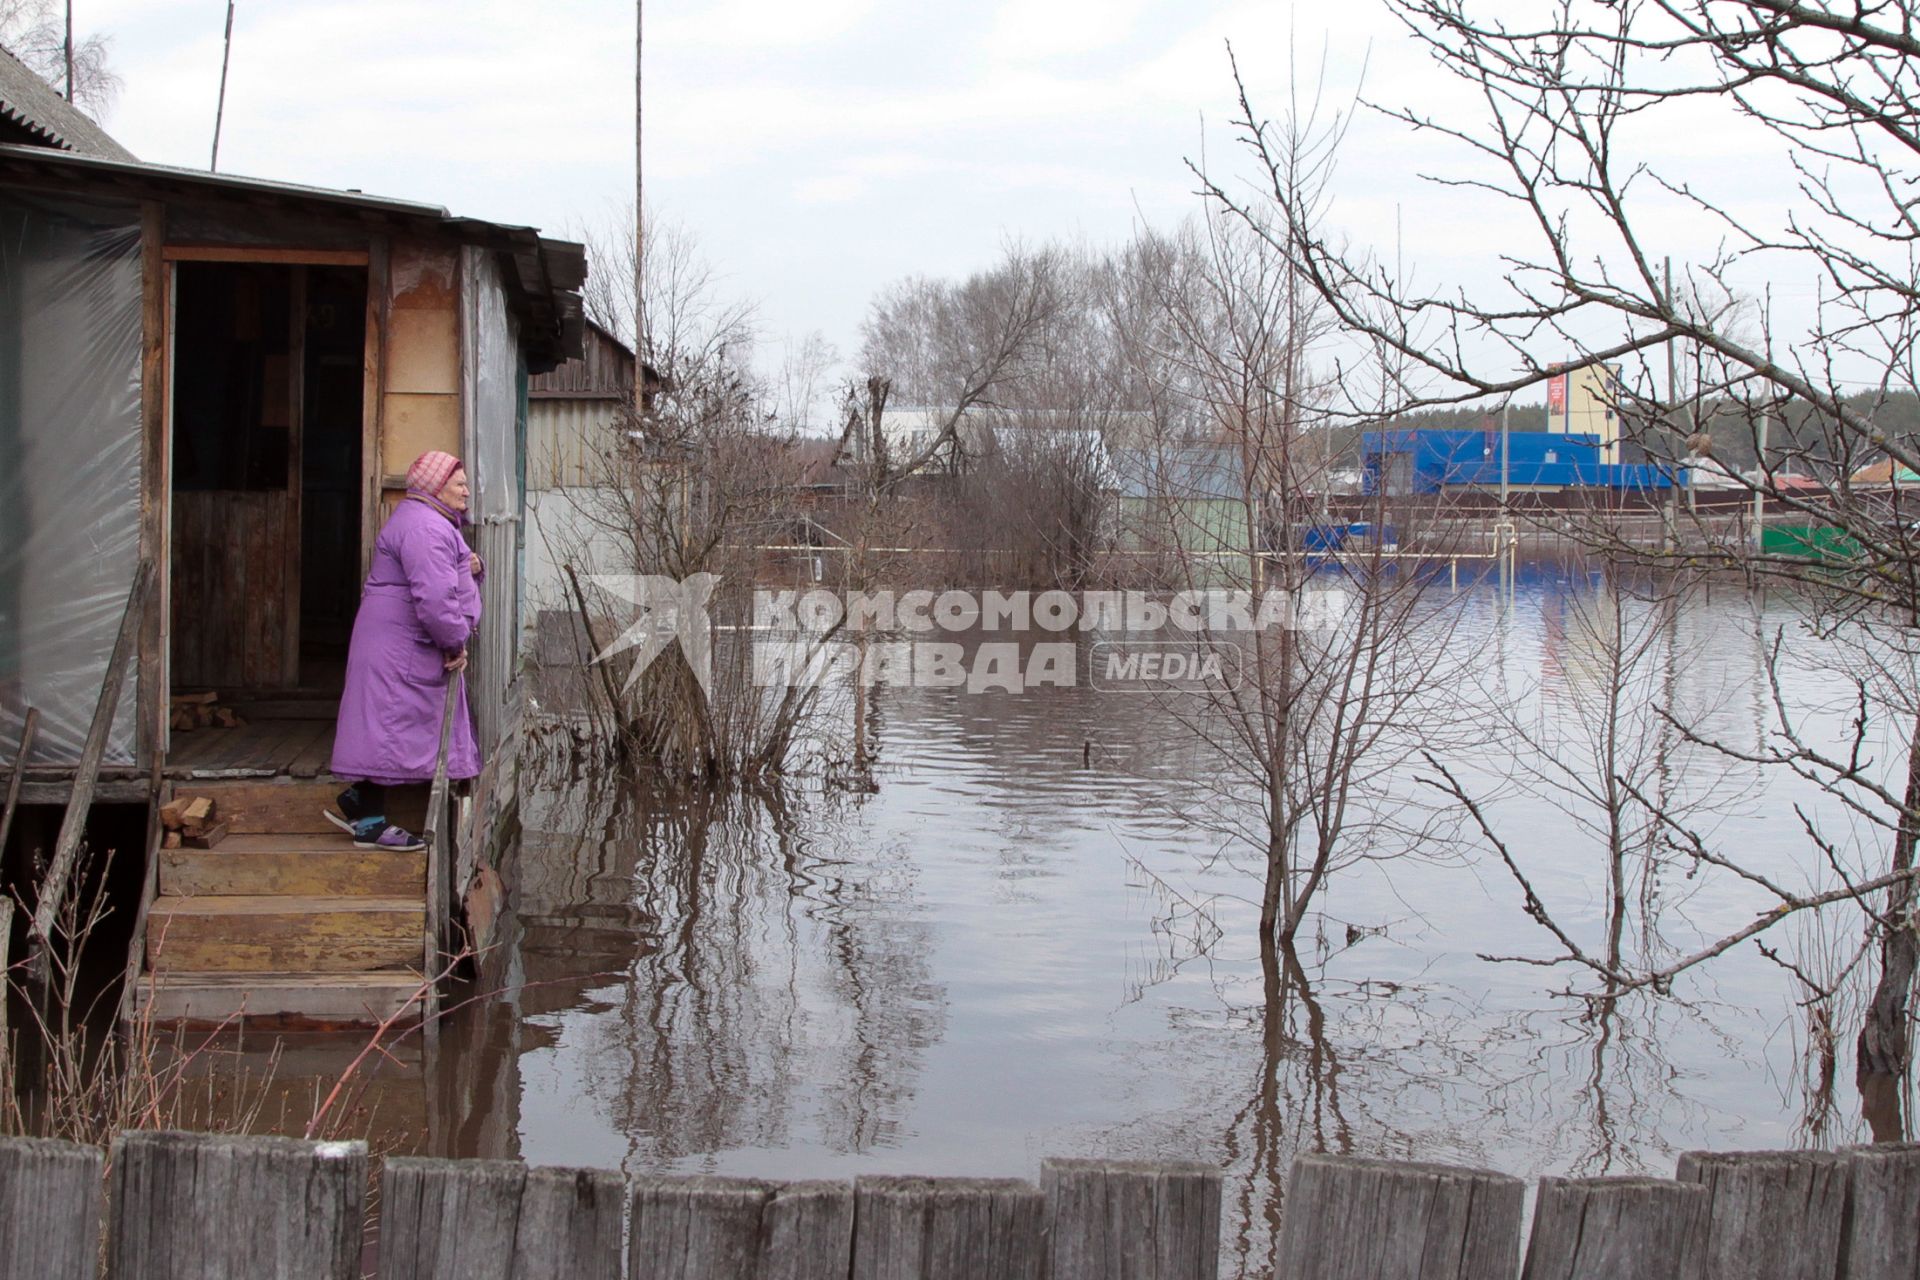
444, 648, 469, 674
469, 552, 482, 576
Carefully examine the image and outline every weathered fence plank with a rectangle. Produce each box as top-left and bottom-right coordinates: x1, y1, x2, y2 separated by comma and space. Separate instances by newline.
379, 1157, 527, 1279
1839, 1143, 1920, 1279
852, 1175, 1042, 1280
1042, 1157, 1223, 1280
107, 1130, 366, 1280
1520, 1175, 1709, 1280
630, 1175, 777, 1279
1676, 1149, 1849, 1280
0, 1135, 104, 1280
1274, 1154, 1524, 1280
762, 1180, 855, 1280
512, 1165, 625, 1279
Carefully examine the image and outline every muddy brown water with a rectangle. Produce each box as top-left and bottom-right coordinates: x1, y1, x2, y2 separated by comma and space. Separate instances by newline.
192, 574, 1904, 1276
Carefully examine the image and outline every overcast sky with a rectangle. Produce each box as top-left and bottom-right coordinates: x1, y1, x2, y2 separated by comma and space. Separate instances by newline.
73, 0, 1837, 423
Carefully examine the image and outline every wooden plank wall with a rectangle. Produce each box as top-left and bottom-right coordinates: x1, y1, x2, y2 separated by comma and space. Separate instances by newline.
17, 1131, 1920, 1278
382, 241, 462, 505
169, 491, 297, 689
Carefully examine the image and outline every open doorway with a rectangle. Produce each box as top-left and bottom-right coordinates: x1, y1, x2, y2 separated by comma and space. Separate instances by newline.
169, 260, 367, 703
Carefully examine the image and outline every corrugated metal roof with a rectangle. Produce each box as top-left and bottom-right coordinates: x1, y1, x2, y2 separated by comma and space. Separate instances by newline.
0, 43, 135, 161
0, 141, 589, 370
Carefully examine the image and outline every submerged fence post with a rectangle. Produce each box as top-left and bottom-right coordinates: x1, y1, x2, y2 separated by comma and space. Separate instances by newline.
1519, 1175, 1709, 1280
1274, 1154, 1523, 1280
851, 1175, 1042, 1280
106, 1130, 366, 1280
1041, 1158, 1222, 1280
0, 1135, 103, 1280
1675, 1149, 1849, 1280
1841, 1143, 1920, 1279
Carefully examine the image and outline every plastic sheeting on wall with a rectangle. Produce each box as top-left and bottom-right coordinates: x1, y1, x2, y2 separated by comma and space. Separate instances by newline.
0, 192, 144, 768
460, 246, 522, 755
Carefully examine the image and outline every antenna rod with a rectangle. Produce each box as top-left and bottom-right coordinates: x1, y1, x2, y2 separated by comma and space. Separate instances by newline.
210, 0, 235, 171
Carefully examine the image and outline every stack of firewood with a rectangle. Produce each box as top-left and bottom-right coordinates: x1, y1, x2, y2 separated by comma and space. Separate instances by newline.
160, 795, 228, 849
169, 691, 245, 732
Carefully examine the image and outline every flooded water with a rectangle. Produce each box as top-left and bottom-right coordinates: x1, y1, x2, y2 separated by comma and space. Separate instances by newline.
260, 572, 1914, 1276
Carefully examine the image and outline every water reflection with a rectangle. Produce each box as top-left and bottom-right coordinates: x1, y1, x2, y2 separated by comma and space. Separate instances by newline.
183, 578, 1908, 1279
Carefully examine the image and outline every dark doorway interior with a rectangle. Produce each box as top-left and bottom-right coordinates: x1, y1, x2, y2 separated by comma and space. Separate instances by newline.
169, 261, 366, 696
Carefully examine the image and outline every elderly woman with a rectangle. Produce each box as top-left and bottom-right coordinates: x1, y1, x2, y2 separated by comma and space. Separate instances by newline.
326, 450, 483, 850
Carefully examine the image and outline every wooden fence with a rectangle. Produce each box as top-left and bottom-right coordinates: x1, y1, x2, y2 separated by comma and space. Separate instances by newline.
5, 1130, 1920, 1278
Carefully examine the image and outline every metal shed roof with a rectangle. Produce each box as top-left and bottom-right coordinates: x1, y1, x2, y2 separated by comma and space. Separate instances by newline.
0, 141, 586, 370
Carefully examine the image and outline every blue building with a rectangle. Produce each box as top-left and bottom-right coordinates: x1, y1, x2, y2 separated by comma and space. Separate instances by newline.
1361, 429, 1679, 496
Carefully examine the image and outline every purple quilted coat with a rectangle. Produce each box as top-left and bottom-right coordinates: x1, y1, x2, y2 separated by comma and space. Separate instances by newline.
330, 494, 482, 784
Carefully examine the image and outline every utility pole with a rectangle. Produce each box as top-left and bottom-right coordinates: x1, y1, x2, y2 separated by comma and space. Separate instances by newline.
210, 0, 235, 171
62, 1, 73, 102
1500, 400, 1511, 509
634, 0, 646, 421
1754, 407, 1770, 551
1664, 257, 1680, 549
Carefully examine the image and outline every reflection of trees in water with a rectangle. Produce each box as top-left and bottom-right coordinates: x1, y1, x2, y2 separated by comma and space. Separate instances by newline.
516, 753, 946, 1165
1147, 944, 1721, 1280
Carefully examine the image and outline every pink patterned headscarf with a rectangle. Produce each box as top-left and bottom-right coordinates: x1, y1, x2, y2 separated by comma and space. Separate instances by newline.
406, 450, 463, 497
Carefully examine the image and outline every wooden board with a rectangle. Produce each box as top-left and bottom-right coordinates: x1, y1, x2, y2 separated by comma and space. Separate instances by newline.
107, 1131, 366, 1280
171, 492, 298, 689
166, 780, 349, 834
162, 840, 424, 901
161, 839, 425, 897
1272, 1154, 1522, 1280
135, 971, 424, 1025
1674, 1150, 1848, 1280
146, 895, 422, 973
0, 1136, 104, 1280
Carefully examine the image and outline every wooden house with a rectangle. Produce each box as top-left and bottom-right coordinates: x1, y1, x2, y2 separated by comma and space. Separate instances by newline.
0, 65, 586, 1026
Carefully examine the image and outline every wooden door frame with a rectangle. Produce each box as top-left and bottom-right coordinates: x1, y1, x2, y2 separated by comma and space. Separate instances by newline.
157, 245, 376, 706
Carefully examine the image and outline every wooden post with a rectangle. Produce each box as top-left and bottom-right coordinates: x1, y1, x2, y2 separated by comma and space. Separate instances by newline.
516, 1166, 626, 1279
1274, 1154, 1523, 1280
630, 1175, 775, 1279
379, 1157, 525, 1279
115, 767, 167, 1028
0, 707, 38, 867
0, 1135, 103, 1280
1042, 1158, 1222, 1280
852, 1176, 1041, 1280
31, 560, 153, 971
630, 1175, 854, 1278
0, 897, 11, 1089
763, 1180, 855, 1280
107, 1130, 366, 1280
420, 671, 461, 1019
1841, 1143, 1920, 1278
1676, 1149, 1849, 1280
1520, 1176, 1709, 1280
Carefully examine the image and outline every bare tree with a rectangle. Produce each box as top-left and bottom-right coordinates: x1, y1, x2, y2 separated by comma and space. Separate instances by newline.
1206, 0, 1920, 1139
0, 0, 117, 117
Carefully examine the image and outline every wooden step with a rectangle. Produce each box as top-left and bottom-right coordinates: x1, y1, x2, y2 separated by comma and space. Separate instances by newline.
146, 896, 422, 974
130, 971, 425, 1026
161, 835, 426, 897
166, 779, 428, 835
